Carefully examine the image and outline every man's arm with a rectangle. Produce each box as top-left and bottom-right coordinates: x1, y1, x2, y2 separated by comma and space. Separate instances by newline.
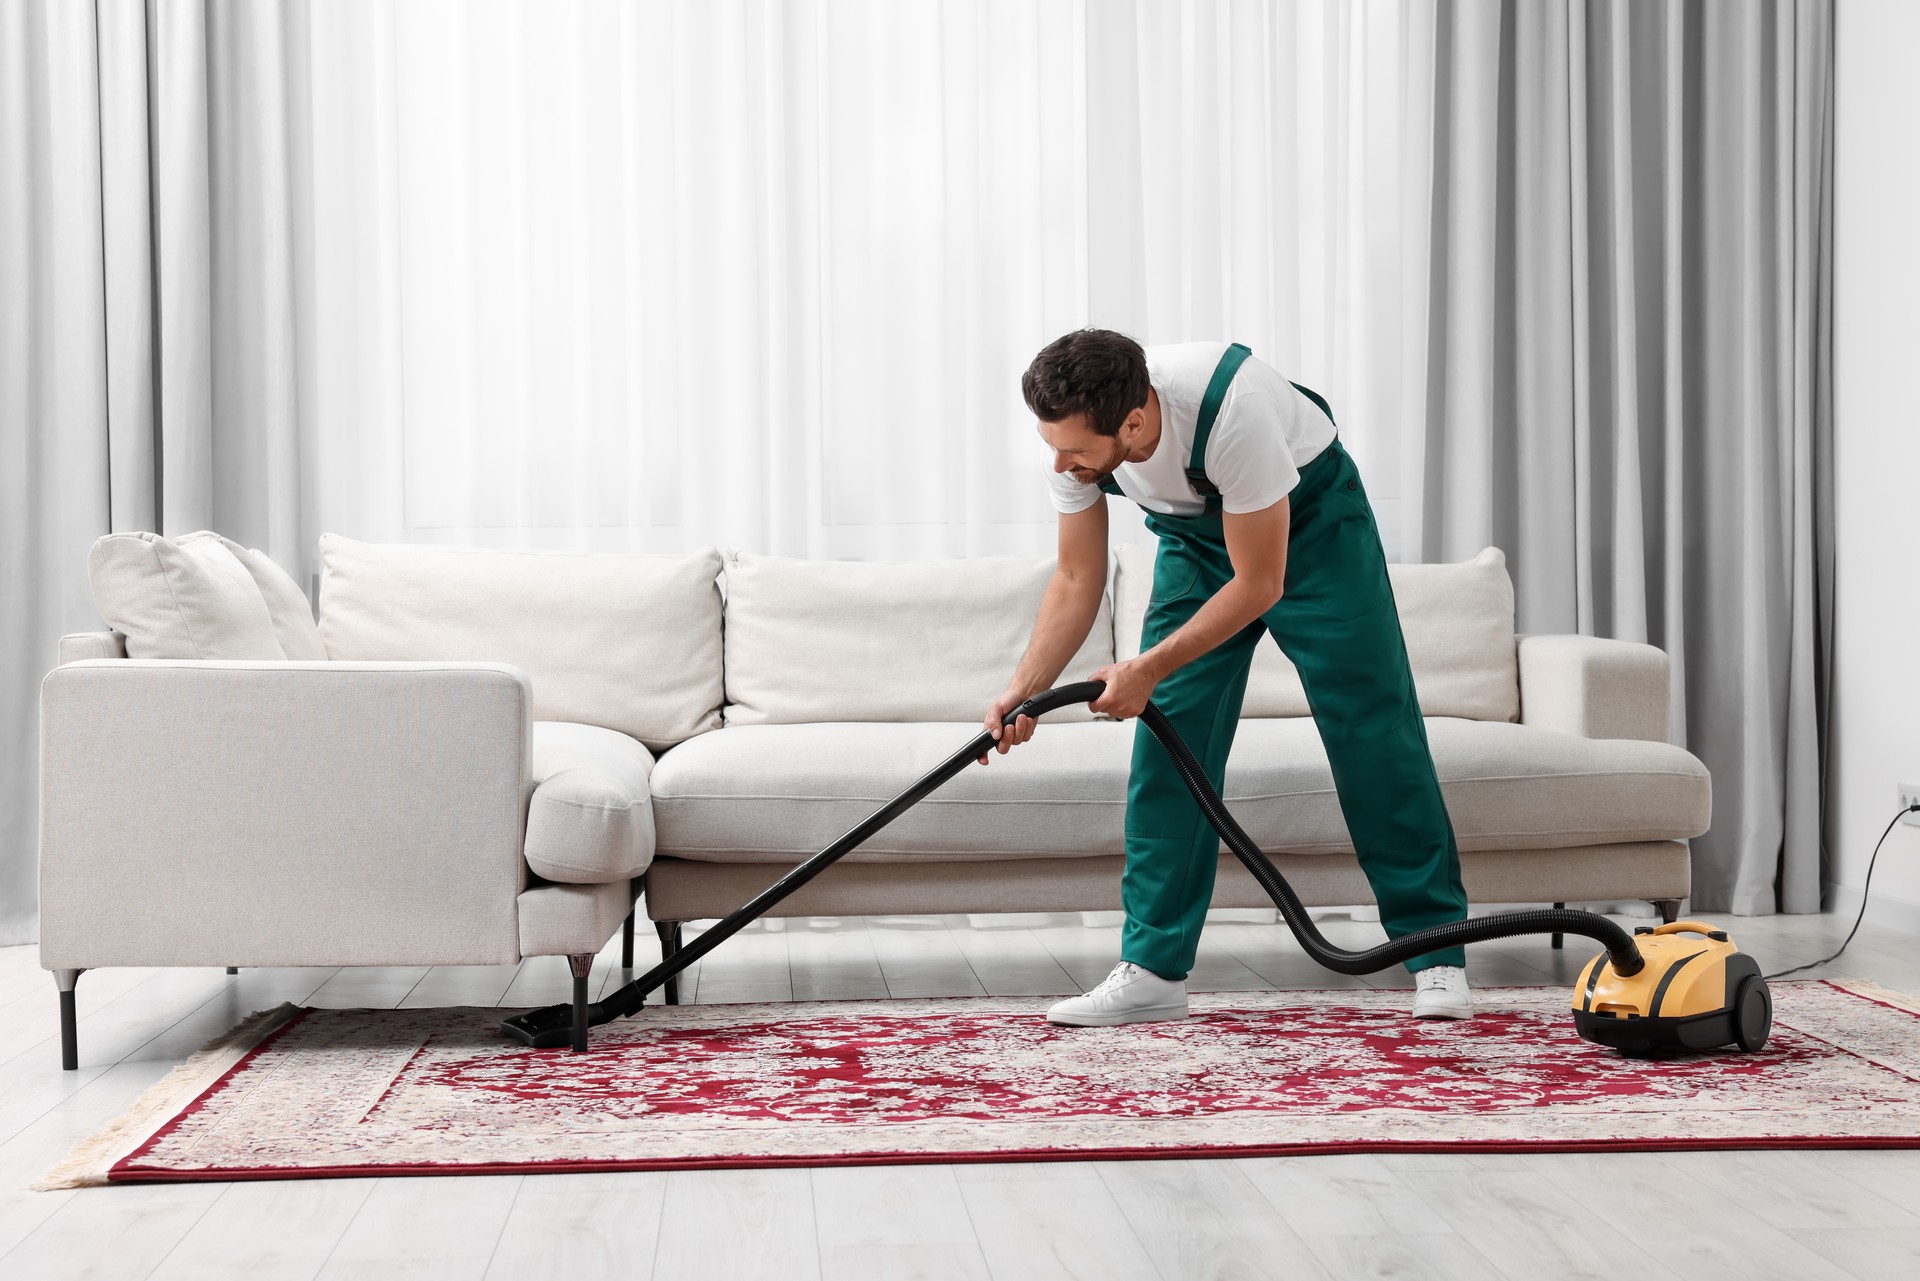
1088, 497, 1289, 719
980, 498, 1108, 760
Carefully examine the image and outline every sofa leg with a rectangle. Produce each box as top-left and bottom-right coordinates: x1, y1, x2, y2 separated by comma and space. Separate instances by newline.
655, 921, 682, 1005
1652, 898, 1682, 924
226, 967, 239, 975
568, 954, 593, 1053
621, 907, 636, 972
1551, 903, 1565, 950
54, 969, 84, 1071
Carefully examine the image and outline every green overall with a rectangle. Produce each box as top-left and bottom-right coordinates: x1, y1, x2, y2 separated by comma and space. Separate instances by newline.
1100, 344, 1469, 979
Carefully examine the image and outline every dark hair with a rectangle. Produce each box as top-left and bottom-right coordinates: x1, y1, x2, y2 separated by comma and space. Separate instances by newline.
1021, 329, 1150, 437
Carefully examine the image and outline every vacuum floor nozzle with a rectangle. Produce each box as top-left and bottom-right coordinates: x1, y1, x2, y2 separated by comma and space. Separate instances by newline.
500, 1004, 597, 1051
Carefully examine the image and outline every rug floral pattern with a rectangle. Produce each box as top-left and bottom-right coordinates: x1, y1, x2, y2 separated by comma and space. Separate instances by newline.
104, 981, 1920, 1180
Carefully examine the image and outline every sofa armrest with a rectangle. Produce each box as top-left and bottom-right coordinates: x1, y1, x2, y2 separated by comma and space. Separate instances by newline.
39, 659, 534, 969
57, 631, 127, 664
1517, 634, 1671, 742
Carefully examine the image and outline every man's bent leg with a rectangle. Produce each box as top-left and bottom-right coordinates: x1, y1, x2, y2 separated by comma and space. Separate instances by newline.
1119, 574, 1263, 981
1293, 627, 1471, 973
1264, 454, 1469, 974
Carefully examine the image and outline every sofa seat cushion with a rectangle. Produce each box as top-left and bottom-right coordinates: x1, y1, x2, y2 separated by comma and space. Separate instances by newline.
648, 719, 1709, 863
525, 722, 656, 884
518, 877, 641, 957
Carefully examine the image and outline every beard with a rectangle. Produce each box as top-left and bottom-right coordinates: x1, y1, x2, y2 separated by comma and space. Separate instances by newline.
1074, 448, 1126, 486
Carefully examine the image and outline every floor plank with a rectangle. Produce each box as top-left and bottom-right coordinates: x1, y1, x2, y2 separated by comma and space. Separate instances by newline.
786, 918, 891, 1003
651, 1167, 819, 1281
148, 1176, 377, 1281
686, 921, 794, 1005
1394, 1168, 1684, 1281
865, 918, 989, 1000
1095, 1158, 1333, 1279
812, 1164, 980, 1249
1235, 1153, 1452, 1237
482, 1171, 668, 1281
1528, 1151, 1861, 1281
317, 1174, 522, 1279
0, 1180, 226, 1281
959, 1174, 1160, 1281
1784, 1227, 1920, 1280
1655, 1149, 1920, 1233
818, 1242, 992, 1281
1296, 1231, 1508, 1281
400, 963, 524, 1011
938, 918, 1080, 998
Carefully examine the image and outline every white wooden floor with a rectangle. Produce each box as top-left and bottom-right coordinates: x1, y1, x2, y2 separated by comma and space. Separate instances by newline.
4, 906, 1920, 1280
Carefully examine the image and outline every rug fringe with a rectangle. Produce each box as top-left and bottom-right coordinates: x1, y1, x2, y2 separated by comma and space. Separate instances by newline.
33, 1002, 303, 1191
1828, 976, 1920, 1014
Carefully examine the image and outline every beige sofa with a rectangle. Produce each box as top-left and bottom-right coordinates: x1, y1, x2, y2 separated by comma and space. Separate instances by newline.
39, 531, 1709, 1068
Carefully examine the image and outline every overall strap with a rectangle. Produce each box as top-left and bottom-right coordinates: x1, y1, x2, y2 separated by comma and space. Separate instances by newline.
1288, 379, 1337, 432
1186, 342, 1253, 504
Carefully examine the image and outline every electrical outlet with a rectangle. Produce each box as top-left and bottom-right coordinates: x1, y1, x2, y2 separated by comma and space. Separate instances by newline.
1902, 782, 1920, 827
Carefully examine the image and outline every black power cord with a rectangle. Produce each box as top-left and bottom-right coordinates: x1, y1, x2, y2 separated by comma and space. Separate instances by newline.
1763, 802, 1919, 981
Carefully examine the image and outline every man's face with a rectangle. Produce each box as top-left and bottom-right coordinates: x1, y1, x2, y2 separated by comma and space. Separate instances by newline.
1038, 413, 1134, 486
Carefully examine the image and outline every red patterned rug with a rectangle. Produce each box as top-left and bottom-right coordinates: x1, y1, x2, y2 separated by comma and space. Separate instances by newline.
40, 980, 1920, 1187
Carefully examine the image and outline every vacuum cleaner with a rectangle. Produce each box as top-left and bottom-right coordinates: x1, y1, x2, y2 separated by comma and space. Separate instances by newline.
501, 681, 1771, 1058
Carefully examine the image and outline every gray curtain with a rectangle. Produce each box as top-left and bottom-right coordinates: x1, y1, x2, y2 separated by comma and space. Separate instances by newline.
0, 0, 306, 945
1410, 0, 1833, 914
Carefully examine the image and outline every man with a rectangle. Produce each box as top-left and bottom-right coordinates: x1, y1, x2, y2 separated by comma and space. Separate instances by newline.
979, 329, 1473, 1024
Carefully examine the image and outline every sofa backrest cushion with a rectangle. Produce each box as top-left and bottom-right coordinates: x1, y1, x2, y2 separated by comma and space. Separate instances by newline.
87, 531, 284, 660
177, 532, 327, 661
317, 534, 724, 750
721, 549, 1117, 725
1113, 543, 1519, 721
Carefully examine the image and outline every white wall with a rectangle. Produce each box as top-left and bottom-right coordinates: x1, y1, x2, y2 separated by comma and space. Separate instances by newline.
1830, 0, 1920, 929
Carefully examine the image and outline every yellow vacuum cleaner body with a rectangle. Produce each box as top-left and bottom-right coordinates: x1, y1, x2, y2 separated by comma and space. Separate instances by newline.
1573, 921, 1772, 1055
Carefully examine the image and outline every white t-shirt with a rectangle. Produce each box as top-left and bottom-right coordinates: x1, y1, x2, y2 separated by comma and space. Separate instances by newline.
1045, 342, 1336, 518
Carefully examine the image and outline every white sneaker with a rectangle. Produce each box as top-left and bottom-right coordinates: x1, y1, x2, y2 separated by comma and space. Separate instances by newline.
1047, 962, 1189, 1027
1411, 965, 1473, 1019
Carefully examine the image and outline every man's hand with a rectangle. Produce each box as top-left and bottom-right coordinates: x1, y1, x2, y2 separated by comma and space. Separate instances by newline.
1087, 656, 1163, 721
979, 687, 1038, 765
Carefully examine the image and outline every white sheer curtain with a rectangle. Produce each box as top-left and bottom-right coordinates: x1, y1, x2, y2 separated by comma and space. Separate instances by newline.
292, 0, 1431, 574
2, 0, 1429, 945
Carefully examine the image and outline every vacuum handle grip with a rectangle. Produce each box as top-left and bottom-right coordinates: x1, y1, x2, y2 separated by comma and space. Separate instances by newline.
1006, 680, 1107, 726
1650, 920, 1722, 938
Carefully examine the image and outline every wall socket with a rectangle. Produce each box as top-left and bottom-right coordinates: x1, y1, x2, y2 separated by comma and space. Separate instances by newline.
1902, 782, 1920, 827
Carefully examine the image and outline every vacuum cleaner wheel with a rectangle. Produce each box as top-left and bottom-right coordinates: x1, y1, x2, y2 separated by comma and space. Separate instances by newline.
1733, 974, 1772, 1053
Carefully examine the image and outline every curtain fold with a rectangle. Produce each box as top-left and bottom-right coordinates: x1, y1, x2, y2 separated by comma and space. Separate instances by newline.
1085, 0, 1435, 554
1, 0, 302, 944
1409, 0, 1832, 913
1, 0, 114, 946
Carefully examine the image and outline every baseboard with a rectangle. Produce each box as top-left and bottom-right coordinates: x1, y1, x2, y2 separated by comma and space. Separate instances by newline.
1824, 880, 1920, 938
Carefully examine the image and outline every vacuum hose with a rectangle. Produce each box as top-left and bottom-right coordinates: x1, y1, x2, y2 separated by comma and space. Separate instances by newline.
1118, 686, 1645, 978
502, 679, 1642, 1049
